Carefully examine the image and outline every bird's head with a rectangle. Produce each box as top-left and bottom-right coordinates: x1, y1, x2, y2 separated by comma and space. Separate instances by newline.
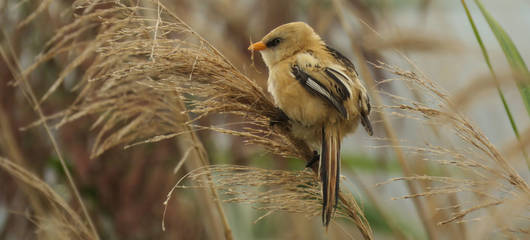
248, 22, 322, 67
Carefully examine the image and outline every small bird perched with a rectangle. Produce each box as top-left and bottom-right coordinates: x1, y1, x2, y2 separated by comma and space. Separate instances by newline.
248, 22, 373, 227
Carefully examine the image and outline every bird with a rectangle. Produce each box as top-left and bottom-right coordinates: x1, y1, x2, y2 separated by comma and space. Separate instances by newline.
248, 22, 373, 227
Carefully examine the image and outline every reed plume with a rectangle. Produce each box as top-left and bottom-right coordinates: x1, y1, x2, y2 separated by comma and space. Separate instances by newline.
375, 62, 530, 238
22, 0, 373, 238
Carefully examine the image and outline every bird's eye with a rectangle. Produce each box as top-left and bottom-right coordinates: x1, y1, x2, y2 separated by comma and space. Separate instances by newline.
266, 37, 282, 48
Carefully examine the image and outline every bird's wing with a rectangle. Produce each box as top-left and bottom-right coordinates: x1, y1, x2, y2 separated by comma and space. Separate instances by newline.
290, 53, 351, 118
325, 46, 358, 75
326, 46, 373, 135
291, 50, 374, 135
358, 88, 373, 135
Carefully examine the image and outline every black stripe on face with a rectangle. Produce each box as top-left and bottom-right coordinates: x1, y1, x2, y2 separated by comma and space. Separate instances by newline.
266, 37, 282, 48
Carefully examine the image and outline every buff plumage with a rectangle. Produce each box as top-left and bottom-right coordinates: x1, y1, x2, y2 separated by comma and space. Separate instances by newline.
249, 22, 372, 227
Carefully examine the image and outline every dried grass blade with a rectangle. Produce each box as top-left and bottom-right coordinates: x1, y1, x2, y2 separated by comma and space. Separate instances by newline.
0, 157, 96, 239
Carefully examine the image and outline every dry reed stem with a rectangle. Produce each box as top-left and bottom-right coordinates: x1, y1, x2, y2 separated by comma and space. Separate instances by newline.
349, 171, 409, 240
16, 0, 53, 29
170, 99, 233, 240
22, 0, 372, 238
503, 127, 530, 161
361, 31, 463, 53
374, 62, 530, 237
333, 1, 530, 237
0, 33, 99, 239
173, 165, 372, 239
0, 157, 96, 239
177, 166, 325, 219
331, 0, 439, 239
0, 101, 48, 219
406, 81, 469, 239
404, 68, 471, 239
333, 1, 529, 236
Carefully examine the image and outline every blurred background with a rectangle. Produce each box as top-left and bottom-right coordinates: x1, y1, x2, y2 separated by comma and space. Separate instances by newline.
1, 0, 529, 239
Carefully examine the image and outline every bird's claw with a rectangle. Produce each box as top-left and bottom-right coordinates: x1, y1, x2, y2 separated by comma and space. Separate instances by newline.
269, 107, 290, 127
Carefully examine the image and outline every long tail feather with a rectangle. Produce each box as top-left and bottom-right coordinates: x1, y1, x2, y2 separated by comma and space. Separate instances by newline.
320, 126, 341, 227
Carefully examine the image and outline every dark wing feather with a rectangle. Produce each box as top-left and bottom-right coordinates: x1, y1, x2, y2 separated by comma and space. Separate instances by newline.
325, 45, 358, 75
324, 67, 350, 100
358, 92, 373, 136
326, 45, 373, 135
291, 65, 347, 118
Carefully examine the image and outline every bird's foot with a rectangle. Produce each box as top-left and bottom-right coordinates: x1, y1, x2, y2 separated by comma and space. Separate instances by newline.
269, 107, 290, 127
306, 150, 320, 168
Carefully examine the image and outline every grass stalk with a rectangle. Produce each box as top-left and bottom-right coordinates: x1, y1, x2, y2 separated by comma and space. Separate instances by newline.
0, 106, 48, 226
406, 85, 466, 239
331, 0, 438, 239
0, 157, 95, 239
0, 32, 99, 240
174, 100, 234, 240
350, 172, 409, 240
473, 0, 530, 115
460, 0, 529, 169
145, 2, 232, 238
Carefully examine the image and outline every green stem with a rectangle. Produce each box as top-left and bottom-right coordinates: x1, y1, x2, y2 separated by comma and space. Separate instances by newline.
460, 0, 529, 168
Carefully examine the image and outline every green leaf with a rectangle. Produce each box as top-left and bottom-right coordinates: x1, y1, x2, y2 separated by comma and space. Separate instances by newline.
461, 0, 529, 167
474, 0, 530, 115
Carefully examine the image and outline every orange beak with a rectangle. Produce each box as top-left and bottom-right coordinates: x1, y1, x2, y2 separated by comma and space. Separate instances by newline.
248, 41, 266, 51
